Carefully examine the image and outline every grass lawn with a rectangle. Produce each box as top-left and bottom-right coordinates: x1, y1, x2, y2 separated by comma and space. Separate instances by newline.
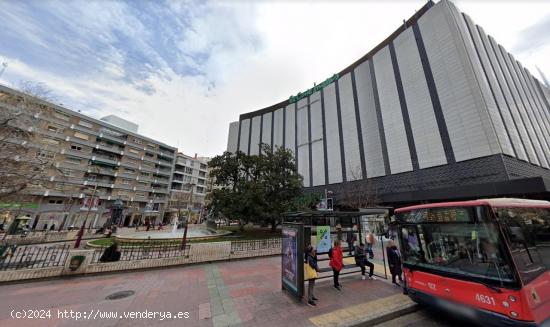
87, 226, 280, 247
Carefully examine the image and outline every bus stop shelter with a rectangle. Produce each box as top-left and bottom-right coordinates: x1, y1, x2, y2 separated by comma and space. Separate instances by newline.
281, 208, 393, 300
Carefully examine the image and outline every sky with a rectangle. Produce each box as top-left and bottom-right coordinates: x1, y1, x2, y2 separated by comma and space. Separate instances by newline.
0, 0, 549, 157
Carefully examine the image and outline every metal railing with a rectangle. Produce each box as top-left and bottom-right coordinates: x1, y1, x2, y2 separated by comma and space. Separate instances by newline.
0, 244, 70, 271
231, 238, 282, 253
90, 240, 191, 263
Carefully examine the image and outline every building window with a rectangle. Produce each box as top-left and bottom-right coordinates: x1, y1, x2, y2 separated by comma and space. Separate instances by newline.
141, 172, 150, 177
132, 138, 142, 144
54, 111, 70, 121
129, 148, 140, 155
199, 171, 206, 178
78, 120, 93, 129
47, 125, 64, 133
64, 156, 81, 165
124, 168, 135, 173
36, 150, 55, 160
196, 186, 205, 193
200, 163, 207, 170
183, 175, 192, 183
42, 138, 59, 145
48, 199, 63, 204
198, 179, 205, 186
126, 157, 137, 164
70, 144, 83, 151
73, 132, 89, 140
145, 152, 154, 158
142, 162, 153, 168
138, 181, 148, 187
147, 143, 157, 149
185, 167, 193, 174
60, 168, 75, 177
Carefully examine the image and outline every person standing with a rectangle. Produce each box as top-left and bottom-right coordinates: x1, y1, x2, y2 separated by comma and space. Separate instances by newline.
386, 240, 403, 286
346, 230, 356, 256
305, 245, 319, 307
366, 231, 376, 259
355, 243, 376, 280
329, 240, 344, 291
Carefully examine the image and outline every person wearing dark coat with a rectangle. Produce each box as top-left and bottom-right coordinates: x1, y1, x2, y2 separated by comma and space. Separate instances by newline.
99, 243, 121, 262
355, 243, 376, 280
386, 240, 403, 286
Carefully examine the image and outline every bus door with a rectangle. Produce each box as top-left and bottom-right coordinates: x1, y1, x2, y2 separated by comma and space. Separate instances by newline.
400, 223, 449, 300
496, 207, 550, 324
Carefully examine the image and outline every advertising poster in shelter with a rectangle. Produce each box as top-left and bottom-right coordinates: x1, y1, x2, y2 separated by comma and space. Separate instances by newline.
282, 223, 303, 298
316, 225, 331, 253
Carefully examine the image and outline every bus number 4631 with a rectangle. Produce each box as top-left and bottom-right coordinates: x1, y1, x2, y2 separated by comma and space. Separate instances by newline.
475, 293, 496, 306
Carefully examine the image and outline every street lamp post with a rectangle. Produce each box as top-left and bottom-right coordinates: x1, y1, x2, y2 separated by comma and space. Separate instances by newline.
181, 183, 195, 250
74, 182, 98, 248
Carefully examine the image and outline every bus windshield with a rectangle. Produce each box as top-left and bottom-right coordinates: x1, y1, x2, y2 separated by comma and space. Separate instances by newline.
399, 207, 516, 287
496, 207, 550, 284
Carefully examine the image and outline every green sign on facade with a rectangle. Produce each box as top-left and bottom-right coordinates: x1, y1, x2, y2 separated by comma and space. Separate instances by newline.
288, 73, 339, 104
0, 203, 38, 209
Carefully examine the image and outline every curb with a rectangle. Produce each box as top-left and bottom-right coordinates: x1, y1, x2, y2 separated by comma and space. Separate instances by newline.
351, 302, 419, 326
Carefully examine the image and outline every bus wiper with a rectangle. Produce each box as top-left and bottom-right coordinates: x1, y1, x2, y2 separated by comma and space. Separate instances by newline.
481, 281, 502, 293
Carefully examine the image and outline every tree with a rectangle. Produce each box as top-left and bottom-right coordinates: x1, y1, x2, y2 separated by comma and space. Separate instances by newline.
0, 82, 59, 201
338, 165, 379, 210
209, 144, 303, 231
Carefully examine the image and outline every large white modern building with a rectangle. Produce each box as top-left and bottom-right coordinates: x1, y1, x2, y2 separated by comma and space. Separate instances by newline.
227, 0, 550, 205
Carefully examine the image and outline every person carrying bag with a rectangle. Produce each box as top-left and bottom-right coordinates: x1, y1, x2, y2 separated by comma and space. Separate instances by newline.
304, 245, 319, 307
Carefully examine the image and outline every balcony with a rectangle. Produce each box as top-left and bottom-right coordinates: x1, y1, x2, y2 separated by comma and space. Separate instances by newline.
96, 143, 123, 154
90, 155, 118, 167
159, 151, 175, 159
155, 169, 171, 177
153, 178, 170, 185
97, 132, 126, 145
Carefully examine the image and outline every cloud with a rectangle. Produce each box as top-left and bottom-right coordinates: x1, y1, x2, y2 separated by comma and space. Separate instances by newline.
513, 14, 550, 54
0, 0, 549, 157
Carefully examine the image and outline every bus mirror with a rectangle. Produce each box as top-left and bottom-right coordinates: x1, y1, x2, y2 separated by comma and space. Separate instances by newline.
509, 227, 525, 242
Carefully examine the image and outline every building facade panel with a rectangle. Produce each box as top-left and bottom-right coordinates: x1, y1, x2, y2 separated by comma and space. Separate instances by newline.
394, 28, 447, 169
524, 70, 550, 147
419, 2, 494, 162
296, 98, 310, 187
227, 121, 239, 153
273, 108, 284, 149
338, 73, 363, 180
463, 15, 524, 159
284, 104, 295, 155
323, 83, 343, 184
519, 65, 550, 146
457, 13, 514, 157
309, 91, 325, 186
261, 112, 272, 148
238, 119, 250, 154
507, 53, 550, 167
447, 1, 503, 157
354, 61, 387, 178
486, 35, 540, 164
373, 46, 413, 174
498, 45, 548, 168
249, 116, 262, 156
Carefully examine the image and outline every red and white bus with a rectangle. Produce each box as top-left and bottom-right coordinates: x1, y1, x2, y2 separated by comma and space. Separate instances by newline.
395, 198, 549, 326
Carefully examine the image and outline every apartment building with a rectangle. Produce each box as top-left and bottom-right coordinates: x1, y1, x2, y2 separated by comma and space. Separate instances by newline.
0, 84, 176, 230
167, 153, 209, 223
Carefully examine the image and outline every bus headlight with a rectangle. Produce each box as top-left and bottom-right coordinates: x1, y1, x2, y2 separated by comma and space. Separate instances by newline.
502, 301, 509, 308
508, 295, 517, 302
510, 311, 518, 318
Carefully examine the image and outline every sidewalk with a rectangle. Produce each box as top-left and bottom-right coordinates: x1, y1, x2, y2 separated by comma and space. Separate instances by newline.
0, 256, 415, 327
